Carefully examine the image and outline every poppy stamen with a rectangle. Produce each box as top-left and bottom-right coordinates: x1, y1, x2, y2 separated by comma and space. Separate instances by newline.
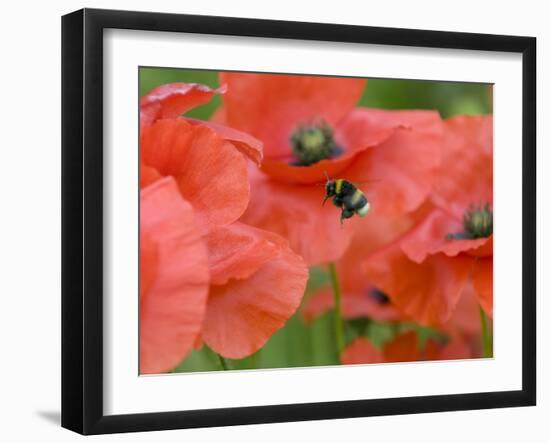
290, 120, 342, 166
446, 203, 493, 240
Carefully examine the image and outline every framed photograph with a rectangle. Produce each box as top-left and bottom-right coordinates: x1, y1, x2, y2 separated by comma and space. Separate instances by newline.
61, 8, 536, 435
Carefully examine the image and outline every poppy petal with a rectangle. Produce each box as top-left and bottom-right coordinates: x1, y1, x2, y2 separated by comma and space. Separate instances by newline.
206, 222, 282, 285
220, 72, 366, 158
436, 339, 473, 360
363, 241, 475, 326
336, 107, 414, 151
432, 115, 493, 218
259, 153, 363, 185
344, 110, 443, 216
444, 280, 482, 337
140, 232, 158, 303
140, 82, 225, 130
400, 209, 491, 263
301, 288, 336, 322
339, 212, 416, 291
141, 118, 250, 229
140, 178, 209, 374
467, 236, 493, 258
383, 331, 421, 363
241, 167, 353, 265
210, 104, 226, 124
186, 118, 264, 167
425, 337, 472, 361
302, 212, 411, 323
341, 337, 384, 365
140, 162, 162, 189
202, 224, 308, 358
472, 258, 493, 317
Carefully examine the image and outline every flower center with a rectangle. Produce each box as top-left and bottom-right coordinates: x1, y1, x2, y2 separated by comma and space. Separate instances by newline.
447, 203, 493, 240
463, 203, 493, 239
290, 120, 342, 166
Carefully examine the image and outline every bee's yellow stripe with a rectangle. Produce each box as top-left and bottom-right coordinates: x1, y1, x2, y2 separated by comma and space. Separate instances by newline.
335, 179, 343, 194
351, 189, 364, 204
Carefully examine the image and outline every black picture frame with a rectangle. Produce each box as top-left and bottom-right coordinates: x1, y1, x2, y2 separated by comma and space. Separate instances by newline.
61, 8, 537, 435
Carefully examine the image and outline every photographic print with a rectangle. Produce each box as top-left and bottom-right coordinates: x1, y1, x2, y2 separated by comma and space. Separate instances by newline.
62, 10, 536, 433
139, 68, 493, 375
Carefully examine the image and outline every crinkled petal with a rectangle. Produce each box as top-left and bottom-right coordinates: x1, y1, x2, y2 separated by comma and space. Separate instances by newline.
400, 208, 491, 263
201, 224, 308, 358
432, 115, 493, 218
241, 167, 352, 265
344, 110, 443, 216
186, 118, 264, 167
336, 108, 418, 151
140, 82, 225, 130
363, 241, 475, 326
341, 337, 384, 365
206, 222, 283, 285
141, 118, 250, 229
220, 72, 366, 158
472, 258, 493, 317
140, 178, 209, 374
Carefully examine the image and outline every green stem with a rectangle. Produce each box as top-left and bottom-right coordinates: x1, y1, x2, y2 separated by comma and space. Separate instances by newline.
248, 350, 259, 370
479, 305, 492, 358
217, 354, 230, 370
328, 262, 345, 357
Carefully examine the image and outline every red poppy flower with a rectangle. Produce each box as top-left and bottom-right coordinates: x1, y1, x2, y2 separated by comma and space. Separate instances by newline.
363, 115, 493, 327
303, 212, 412, 323
217, 73, 443, 265
140, 83, 308, 371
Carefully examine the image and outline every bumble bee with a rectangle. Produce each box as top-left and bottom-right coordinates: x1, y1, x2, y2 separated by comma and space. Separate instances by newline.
323, 175, 370, 224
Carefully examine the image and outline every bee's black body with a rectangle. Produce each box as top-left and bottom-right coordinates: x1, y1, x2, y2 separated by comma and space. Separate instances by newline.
324, 179, 370, 224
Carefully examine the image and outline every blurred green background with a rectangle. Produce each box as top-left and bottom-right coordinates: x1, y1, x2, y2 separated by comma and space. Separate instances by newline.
140, 67, 492, 120
139, 67, 492, 373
